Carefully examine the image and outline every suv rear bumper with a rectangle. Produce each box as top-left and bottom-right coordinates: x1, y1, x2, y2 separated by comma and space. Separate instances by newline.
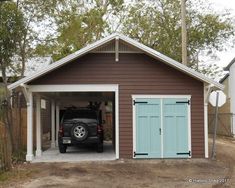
59, 136, 100, 145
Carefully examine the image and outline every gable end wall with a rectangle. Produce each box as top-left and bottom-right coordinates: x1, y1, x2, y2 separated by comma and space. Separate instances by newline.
30, 53, 205, 158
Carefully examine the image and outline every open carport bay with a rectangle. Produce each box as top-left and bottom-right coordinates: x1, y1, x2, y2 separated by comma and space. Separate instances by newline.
33, 141, 115, 162
34, 91, 117, 162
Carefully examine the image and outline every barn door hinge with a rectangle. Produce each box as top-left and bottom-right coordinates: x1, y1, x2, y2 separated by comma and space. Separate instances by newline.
176, 151, 191, 156
133, 100, 148, 105
176, 100, 190, 105
134, 151, 148, 157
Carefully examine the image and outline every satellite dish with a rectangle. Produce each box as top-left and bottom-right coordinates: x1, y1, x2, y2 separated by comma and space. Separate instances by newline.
209, 91, 226, 107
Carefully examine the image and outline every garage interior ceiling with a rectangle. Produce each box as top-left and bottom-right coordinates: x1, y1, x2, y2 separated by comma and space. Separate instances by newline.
39, 92, 114, 108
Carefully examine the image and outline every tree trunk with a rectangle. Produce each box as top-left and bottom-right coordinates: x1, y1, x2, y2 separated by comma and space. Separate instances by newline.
1, 66, 13, 169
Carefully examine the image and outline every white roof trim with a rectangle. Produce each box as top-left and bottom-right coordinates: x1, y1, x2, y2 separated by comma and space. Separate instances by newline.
8, 33, 224, 90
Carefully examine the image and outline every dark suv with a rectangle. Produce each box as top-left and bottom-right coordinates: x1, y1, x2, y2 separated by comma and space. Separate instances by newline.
58, 108, 104, 153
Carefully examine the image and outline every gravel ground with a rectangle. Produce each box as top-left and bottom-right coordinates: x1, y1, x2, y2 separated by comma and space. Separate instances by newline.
1, 137, 235, 188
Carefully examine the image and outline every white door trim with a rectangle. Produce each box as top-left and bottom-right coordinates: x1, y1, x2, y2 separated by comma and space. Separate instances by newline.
188, 97, 192, 158
132, 95, 191, 159
132, 95, 191, 99
27, 84, 119, 160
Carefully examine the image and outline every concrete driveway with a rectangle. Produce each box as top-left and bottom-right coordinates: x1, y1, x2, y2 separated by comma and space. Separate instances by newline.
33, 141, 116, 163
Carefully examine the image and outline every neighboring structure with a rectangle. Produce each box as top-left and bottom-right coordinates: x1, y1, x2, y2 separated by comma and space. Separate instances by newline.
0, 57, 53, 83
208, 73, 233, 136
7, 33, 223, 161
0, 57, 53, 148
225, 58, 235, 137
211, 57, 235, 137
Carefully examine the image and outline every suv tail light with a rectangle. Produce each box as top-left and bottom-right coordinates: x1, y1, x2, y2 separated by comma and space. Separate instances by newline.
59, 125, 64, 137
97, 125, 103, 133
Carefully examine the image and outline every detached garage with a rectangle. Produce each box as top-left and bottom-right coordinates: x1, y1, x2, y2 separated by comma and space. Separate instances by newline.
8, 33, 223, 161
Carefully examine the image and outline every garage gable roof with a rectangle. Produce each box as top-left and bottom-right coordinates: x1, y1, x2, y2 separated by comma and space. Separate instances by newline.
8, 33, 224, 90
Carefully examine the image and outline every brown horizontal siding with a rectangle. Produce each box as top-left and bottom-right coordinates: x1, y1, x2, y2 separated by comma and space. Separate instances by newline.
30, 53, 205, 158
41, 100, 51, 134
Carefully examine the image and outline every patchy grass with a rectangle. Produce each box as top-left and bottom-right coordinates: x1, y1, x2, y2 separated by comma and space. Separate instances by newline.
1, 137, 235, 188
12, 150, 27, 164
0, 164, 37, 187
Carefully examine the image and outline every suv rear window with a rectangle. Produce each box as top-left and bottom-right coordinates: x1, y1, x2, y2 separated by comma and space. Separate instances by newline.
63, 110, 97, 120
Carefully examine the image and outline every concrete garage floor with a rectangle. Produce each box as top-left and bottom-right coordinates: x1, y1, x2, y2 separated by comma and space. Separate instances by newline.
33, 141, 116, 163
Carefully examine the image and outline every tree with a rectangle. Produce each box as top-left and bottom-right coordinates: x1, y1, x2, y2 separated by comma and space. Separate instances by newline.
0, 1, 25, 89
14, 0, 59, 78
0, 1, 26, 169
23, 0, 235, 78
121, 0, 234, 77
34, 0, 124, 61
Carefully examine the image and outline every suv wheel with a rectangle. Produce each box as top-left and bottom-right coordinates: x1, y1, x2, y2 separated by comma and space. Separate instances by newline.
97, 142, 103, 153
71, 123, 88, 141
59, 143, 67, 153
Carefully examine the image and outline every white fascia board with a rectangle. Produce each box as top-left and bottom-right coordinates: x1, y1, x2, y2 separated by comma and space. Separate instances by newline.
8, 34, 117, 90
8, 33, 224, 90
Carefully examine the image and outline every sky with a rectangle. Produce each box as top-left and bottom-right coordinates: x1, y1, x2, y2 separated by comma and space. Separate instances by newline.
208, 0, 235, 68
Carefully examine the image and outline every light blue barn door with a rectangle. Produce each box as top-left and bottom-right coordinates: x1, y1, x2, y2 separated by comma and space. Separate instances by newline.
135, 98, 161, 158
162, 98, 189, 158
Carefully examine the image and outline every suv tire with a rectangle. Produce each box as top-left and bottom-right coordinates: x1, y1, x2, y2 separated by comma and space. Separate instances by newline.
71, 123, 88, 141
97, 141, 103, 153
59, 143, 67, 153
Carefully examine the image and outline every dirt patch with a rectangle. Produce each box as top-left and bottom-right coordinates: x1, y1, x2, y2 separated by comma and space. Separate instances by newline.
1, 137, 235, 188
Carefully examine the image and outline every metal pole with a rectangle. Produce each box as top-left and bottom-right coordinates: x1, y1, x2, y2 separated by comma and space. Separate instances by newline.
211, 91, 219, 160
181, 0, 187, 66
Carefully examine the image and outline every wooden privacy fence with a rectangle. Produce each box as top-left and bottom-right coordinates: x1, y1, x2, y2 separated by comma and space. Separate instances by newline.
0, 108, 27, 172
208, 113, 234, 137
0, 122, 11, 172
103, 112, 113, 140
11, 108, 27, 150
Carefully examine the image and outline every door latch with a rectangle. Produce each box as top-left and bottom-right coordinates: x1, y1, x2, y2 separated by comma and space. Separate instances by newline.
159, 128, 161, 135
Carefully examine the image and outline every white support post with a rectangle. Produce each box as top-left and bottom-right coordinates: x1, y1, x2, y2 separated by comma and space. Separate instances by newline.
204, 84, 209, 158
36, 96, 42, 156
204, 102, 209, 158
26, 91, 34, 161
51, 100, 56, 148
55, 103, 60, 147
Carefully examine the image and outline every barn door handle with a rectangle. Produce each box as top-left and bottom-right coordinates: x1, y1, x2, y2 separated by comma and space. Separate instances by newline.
159, 128, 161, 135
